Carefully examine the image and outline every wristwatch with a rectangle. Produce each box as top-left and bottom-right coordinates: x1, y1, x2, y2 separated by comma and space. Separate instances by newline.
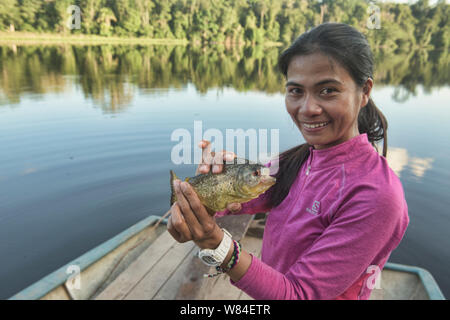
198, 228, 232, 267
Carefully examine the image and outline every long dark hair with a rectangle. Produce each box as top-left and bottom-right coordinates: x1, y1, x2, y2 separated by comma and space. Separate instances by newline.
269, 23, 388, 208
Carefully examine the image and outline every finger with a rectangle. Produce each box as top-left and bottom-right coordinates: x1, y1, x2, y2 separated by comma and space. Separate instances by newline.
202, 140, 213, 165
212, 150, 236, 174
170, 202, 192, 242
181, 182, 216, 235
223, 150, 237, 163
174, 180, 203, 236
227, 202, 242, 213
167, 214, 184, 242
197, 140, 212, 174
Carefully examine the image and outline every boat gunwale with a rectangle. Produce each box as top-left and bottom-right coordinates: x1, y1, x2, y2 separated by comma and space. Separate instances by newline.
383, 262, 446, 300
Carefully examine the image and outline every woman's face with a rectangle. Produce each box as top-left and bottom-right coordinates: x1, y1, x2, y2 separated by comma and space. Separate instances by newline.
285, 52, 372, 150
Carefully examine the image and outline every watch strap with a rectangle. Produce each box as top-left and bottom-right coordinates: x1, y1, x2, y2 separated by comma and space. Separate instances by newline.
198, 228, 232, 266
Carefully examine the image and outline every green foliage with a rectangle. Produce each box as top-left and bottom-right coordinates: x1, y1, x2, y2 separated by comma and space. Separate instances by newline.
0, 0, 447, 49
0, 0, 20, 31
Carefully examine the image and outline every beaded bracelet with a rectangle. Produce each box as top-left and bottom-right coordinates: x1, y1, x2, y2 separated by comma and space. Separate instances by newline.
219, 240, 242, 273
203, 240, 242, 278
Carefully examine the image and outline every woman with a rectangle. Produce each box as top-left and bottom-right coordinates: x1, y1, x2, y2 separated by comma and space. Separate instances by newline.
168, 23, 409, 300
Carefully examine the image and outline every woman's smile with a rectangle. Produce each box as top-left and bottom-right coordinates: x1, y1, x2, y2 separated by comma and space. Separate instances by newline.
301, 121, 331, 132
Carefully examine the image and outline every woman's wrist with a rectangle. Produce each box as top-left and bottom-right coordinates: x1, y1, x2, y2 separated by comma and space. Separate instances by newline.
227, 250, 252, 282
200, 235, 252, 281
220, 240, 252, 282
196, 225, 224, 249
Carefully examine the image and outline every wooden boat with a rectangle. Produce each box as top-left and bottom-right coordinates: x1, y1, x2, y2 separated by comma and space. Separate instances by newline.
9, 213, 445, 300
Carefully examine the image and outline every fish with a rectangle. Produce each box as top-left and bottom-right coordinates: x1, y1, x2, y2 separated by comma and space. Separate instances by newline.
170, 158, 276, 215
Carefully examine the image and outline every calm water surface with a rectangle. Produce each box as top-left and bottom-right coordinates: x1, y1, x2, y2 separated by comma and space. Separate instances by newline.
0, 44, 449, 299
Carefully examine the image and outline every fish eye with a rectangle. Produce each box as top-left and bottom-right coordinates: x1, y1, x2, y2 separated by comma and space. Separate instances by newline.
252, 170, 260, 177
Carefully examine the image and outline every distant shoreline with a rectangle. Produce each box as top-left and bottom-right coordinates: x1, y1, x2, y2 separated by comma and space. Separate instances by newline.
0, 32, 283, 47
0, 32, 189, 45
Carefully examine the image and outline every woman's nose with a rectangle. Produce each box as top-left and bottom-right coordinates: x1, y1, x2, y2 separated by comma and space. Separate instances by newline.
299, 95, 322, 117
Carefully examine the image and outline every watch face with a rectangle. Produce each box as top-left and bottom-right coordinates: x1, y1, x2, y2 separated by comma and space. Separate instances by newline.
202, 255, 218, 265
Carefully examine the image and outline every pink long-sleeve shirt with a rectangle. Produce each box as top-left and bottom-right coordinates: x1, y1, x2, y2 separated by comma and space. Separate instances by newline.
216, 133, 409, 300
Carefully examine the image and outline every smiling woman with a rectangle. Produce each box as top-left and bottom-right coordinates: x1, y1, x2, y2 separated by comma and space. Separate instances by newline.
167, 23, 410, 300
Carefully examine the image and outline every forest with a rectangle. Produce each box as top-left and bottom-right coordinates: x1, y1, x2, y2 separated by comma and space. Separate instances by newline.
0, 0, 448, 50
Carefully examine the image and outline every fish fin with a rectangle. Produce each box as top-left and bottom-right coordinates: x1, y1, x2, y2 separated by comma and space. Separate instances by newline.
170, 170, 178, 206
184, 177, 190, 182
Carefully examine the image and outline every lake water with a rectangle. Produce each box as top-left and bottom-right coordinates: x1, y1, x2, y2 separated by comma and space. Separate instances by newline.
0, 44, 449, 299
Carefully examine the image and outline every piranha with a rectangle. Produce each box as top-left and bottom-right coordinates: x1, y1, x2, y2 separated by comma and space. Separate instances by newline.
170, 158, 276, 215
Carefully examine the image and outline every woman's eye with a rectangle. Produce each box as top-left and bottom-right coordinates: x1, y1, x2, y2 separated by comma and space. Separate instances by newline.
287, 87, 303, 95
320, 87, 337, 95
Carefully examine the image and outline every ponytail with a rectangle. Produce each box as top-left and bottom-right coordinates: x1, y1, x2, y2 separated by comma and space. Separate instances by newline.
358, 98, 388, 157
268, 143, 311, 208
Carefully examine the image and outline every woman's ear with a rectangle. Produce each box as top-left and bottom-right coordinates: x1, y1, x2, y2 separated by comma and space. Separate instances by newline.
361, 77, 373, 108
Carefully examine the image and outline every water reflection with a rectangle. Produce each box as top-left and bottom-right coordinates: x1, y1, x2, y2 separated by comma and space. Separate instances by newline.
385, 147, 435, 180
0, 45, 448, 111
20, 167, 38, 176
409, 157, 435, 179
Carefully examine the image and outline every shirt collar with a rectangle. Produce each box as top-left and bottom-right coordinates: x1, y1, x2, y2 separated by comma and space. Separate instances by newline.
308, 133, 374, 169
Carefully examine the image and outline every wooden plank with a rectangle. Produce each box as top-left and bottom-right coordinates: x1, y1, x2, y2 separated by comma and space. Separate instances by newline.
240, 234, 263, 258
204, 273, 243, 300
41, 285, 71, 300
173, 254, 212, 300
95, 230, 176, 300
124, 241, 196, 300
152, 245, 199, 300
215, 214, 254, 242
239, 291, 254, 300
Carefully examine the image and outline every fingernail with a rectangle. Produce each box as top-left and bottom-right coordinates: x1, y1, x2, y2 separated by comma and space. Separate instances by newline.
212, 166, 219, 173
225, 153, 234, 162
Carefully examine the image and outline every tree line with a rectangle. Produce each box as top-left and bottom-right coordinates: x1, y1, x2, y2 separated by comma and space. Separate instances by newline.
0, 0, 448, 50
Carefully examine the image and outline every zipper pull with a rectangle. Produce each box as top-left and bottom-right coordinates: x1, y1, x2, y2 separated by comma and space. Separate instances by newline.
306, 165, 311, 176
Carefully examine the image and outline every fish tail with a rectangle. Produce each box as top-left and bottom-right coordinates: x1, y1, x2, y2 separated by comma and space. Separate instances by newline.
170, 170, 178, 206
